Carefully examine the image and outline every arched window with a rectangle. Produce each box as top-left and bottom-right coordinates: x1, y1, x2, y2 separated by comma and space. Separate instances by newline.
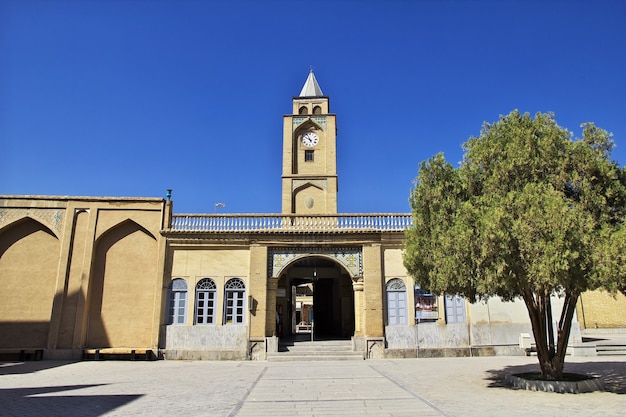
299, 106, 308, 115
386, 278, 407, 325
312, 105, 322, 114
167, 278, 188, 324
224, 278, 246, 325
195, 278, 217, 324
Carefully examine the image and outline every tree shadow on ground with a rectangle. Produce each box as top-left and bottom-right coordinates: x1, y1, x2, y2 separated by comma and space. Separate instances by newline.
0, 360, 79, 375
0, 384, 143, 417
485, 361, 626, 394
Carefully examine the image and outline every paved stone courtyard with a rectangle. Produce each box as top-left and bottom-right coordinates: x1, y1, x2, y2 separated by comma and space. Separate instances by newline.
0, 355, 625, 416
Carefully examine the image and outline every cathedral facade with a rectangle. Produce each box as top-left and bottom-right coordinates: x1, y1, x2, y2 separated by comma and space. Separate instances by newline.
1, 72, 624, 360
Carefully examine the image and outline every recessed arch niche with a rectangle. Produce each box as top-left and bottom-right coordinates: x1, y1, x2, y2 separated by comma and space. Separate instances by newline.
0, 217, 59, 348
87, 219, 157, 348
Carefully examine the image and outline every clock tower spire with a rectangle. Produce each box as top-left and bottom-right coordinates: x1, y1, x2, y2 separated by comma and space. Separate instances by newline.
281, 71, 338, 214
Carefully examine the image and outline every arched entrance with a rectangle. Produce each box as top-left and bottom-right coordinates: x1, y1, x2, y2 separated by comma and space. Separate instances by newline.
276, 256, 355, 340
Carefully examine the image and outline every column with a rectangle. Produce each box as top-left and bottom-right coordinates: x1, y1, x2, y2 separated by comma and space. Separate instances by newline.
352, 277, 364, 336
362, 244, 384, 337
248, 244, 269, 339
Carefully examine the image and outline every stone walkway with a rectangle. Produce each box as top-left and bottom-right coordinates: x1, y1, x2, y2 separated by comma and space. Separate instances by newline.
0, 354, 625, 416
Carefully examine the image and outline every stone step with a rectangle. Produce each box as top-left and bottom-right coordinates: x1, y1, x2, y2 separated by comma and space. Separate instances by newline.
267, 353, 364, 362
279, 348, 355, 354
268, 339, 363, 362
281, 344, 354, 352
596, 344, 626, 355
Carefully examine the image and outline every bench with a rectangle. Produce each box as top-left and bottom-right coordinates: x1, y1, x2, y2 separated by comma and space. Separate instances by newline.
519, 333, 537, 355
0, 348, 44, 361
295, 322, 312, 333
82, 348, 156, 361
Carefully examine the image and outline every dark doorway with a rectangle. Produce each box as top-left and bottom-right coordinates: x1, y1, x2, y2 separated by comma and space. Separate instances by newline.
313, 277, 354, 339
277, 256, 355, 340
313, 278, 333, 337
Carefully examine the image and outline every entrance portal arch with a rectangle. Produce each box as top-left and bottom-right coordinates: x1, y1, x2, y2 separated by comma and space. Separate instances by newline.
274, 254, 356, 340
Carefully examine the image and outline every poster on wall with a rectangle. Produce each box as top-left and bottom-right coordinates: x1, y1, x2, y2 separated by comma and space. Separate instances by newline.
415, 285, 438, 321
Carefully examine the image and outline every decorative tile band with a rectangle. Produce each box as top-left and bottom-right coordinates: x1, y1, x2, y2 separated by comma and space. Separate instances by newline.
269, 246, 362, 278
293, 116, 327, 130
0, 208, 65, 236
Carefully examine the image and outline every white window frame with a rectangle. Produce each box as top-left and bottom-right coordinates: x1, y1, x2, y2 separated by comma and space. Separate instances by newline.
224, 278, 246, 325
445, 294, 466, 324
168, 278, 188, 325
195, 278, 217, 325
386, 278, 408, 325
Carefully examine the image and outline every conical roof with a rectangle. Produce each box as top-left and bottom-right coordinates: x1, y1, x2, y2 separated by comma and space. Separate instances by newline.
299, 70, 324, 97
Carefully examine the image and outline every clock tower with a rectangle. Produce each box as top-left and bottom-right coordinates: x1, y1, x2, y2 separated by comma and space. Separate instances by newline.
281, 71, 338, 214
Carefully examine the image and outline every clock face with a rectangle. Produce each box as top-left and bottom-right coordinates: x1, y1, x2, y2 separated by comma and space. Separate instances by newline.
301, 132, 319, 147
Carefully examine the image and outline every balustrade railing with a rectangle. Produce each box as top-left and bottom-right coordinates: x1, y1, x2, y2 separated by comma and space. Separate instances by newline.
169, 213, 412, 232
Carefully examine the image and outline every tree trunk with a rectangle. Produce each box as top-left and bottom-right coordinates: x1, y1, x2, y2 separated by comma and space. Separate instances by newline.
523, 290, 579, 380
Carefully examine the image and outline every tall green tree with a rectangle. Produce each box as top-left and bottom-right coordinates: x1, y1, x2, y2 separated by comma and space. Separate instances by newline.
404, 111, 626, 380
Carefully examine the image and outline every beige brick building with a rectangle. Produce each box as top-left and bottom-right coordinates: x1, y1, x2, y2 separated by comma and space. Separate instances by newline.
0, 196, 168, 359
1, 72, 624, 360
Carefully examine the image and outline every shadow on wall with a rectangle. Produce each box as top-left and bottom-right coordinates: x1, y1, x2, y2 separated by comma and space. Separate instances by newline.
0, 322, 53, 350
87, 220, 157, 348
0, 216, 159, 352
0, 218, 60, 349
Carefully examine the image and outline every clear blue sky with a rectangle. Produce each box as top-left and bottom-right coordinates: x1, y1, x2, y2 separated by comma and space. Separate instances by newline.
2, 0, 625, 214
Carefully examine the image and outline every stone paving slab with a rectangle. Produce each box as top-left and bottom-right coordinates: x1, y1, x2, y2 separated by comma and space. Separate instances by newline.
0, 355, 625, 416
